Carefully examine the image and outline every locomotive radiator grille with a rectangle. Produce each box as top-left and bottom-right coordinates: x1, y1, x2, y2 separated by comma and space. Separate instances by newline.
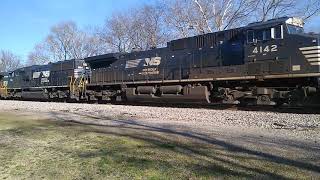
300, 46, 320, 65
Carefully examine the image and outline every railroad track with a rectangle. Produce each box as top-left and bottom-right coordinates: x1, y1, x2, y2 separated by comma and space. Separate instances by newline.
111, 101, 320, 114
2, 98, 320, 114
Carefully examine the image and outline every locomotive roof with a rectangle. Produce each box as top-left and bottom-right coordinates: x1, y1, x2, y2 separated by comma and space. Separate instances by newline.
2, 59, 85, 73
246, 17, 303, 29
11, 64, 51, 73
85, 53, 121, 62
50, 58, 83, 64
0, 72, 8, 76
84, 48, 167, 68
85, 53, 122, 69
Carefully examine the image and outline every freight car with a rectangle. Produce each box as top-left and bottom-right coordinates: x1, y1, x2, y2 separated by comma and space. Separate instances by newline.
1, 17, 320, 106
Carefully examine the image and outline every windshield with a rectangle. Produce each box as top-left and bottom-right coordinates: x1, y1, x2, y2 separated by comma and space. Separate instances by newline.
287, 24, 304, 34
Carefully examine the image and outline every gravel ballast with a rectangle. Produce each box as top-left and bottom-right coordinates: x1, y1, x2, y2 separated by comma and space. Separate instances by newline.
0, 100, 319, 142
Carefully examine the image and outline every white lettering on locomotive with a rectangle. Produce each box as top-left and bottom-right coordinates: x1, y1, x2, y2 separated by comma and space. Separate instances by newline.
33, 72, 41, 79
139, 68, 160, 75
126, 57, 161, 68
252, 45, 278, 54
144, 57, 161, 66
42, 71, 50, 78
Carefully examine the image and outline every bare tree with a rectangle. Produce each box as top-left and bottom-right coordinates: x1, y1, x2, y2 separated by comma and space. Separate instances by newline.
0, 50, 22, 72
28, 21, 79, 65
99, 4, 170, 53
163, 0, 256, 37
129, 4, 170, 50
255, 0, 296, 22
254, 0, 320, 22
28, 43, 52, 65
164, 0, 202, 38
164, 0, 319, 37
194, 0, 256, 31
99, 13, 133, 53
28, 21, 107, 65
298, 0, 320, 21
47, 21, 80, 61
141, 4, 171, 48
68, 30, 107, 59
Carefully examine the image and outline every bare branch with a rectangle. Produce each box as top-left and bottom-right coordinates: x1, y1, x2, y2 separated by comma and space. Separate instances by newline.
99, 4, 170, 52
0, 50, 22, 72
28, 21, 107, 65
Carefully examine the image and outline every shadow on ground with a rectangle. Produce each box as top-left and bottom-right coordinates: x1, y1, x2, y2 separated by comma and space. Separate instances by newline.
48, 111, 320, 179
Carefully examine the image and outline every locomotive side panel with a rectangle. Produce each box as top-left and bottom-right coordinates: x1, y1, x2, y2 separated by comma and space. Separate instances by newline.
85, 17, 320, 106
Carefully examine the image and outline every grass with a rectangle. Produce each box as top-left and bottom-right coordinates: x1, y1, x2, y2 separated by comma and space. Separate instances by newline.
0, 112, 318, 179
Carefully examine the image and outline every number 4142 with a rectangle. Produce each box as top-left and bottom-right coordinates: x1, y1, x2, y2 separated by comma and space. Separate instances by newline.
252, 45, 278, 54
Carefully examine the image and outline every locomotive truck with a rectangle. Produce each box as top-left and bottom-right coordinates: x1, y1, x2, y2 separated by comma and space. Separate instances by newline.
1, 17, 320, 106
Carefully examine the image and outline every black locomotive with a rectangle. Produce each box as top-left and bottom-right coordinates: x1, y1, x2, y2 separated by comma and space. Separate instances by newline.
1, 17, 320, 106
0, 59, 88, 101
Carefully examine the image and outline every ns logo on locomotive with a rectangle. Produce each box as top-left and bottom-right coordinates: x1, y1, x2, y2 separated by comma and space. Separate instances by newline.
1, 17, 320, 106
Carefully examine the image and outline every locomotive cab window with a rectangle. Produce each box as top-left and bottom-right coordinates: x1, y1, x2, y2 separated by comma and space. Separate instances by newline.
271, 25, 284, 39
247, 30, 254, 43
256, 29, 271, 41
264, 29, 271, 40
247, 28, 272, 43
287, 24, 304, 34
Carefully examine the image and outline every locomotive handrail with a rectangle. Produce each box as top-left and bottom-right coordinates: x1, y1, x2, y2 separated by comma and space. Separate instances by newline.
72, 77, 77, 94
69, 76, 75, 94
69, 75, 86, 97
0, 83, 8, 97
78, 75, 86, 96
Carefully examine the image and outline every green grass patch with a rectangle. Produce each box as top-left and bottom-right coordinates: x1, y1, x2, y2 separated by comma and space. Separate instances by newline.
0, 112, 317, 179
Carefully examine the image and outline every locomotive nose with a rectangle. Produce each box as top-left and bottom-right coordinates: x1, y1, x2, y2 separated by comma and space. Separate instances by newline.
299, 36, 320, 66
313, 33, 320, 46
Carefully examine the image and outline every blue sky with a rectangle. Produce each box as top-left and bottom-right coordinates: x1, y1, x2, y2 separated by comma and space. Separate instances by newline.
0, 0, 319, 62
0, 0, 149, 61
